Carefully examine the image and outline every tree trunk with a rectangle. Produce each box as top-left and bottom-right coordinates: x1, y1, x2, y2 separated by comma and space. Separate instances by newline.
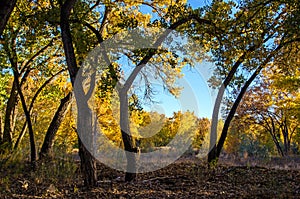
208, 44, 283, 164
270, 131, 284, 157
13, 70, 37, 167
1, 81, 18, 151
75, 70, 98, 187
209, 69, 260, 163
60, 0, 97, 187
207, 49, 252, 164
208, 68, 240, 163
75, 94, 98, 187
0, 0, 17, 36
39, 92, 73, 158
13, 121, 27, 150
120, 91, 137, 181
216, 67, 262, 160
282, 119, 289, 155
207, 145, 217, 166
78, 136, 97, 187
14, 69, 65, 151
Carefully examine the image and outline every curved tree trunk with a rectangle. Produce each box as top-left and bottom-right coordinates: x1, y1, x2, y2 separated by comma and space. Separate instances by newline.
207, 56, 245, 164
269, 127, 284, 157
207, 43, 261, 164
39, 92, 73, 158
214, 66, 262, 161
60, 0, 97, 187
13, 121, 27, 151
13, 69, 37, 167
208, 43, 284, 164
13, 69, 65, 151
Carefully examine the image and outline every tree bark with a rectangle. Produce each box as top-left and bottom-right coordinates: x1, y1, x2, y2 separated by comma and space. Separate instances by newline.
207, 54, 246, 163
39, 92, 73, 158
78, 135, 97, 187
119, 91, 137, 181
1, 81, 17, 150
60, 0, 97, 187
214, 66, 262, 160
208, 43, 285, 164
0, 0, 17, 36
13, 69, 37, 167
13, 69, 65, 151
207, 25, 277, 164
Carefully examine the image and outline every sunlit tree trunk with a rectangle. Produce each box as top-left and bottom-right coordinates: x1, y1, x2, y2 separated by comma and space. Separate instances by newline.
39, 92, 73, 158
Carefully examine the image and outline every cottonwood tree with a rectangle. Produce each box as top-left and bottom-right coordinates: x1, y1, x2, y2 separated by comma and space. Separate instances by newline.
59, 0, 218, 184
0, 0, 70, 166
234, 47, 300, 156
59, 0, 101, 187
204, 0, 300, 163
99, 8, 218, 180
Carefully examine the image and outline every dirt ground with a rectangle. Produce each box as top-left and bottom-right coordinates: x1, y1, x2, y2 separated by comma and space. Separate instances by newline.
1, 156, 300, 198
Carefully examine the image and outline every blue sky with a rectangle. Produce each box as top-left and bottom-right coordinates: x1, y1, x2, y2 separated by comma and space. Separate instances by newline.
120, 52, 217, 119
187, 0, 212, 8
123, 0, 216, 119
137, 62, 217, 118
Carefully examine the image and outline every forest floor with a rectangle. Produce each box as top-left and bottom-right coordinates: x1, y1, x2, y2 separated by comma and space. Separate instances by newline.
1, 155, 300, 198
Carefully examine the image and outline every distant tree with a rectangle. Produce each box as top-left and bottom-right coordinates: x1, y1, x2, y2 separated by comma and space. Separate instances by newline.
234, 65, 300, 156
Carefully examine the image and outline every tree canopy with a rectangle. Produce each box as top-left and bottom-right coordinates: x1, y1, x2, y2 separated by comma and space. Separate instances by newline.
0, 0, 299, 188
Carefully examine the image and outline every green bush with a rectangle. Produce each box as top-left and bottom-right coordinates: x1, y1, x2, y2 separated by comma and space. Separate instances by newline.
239, 134, 270, 159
